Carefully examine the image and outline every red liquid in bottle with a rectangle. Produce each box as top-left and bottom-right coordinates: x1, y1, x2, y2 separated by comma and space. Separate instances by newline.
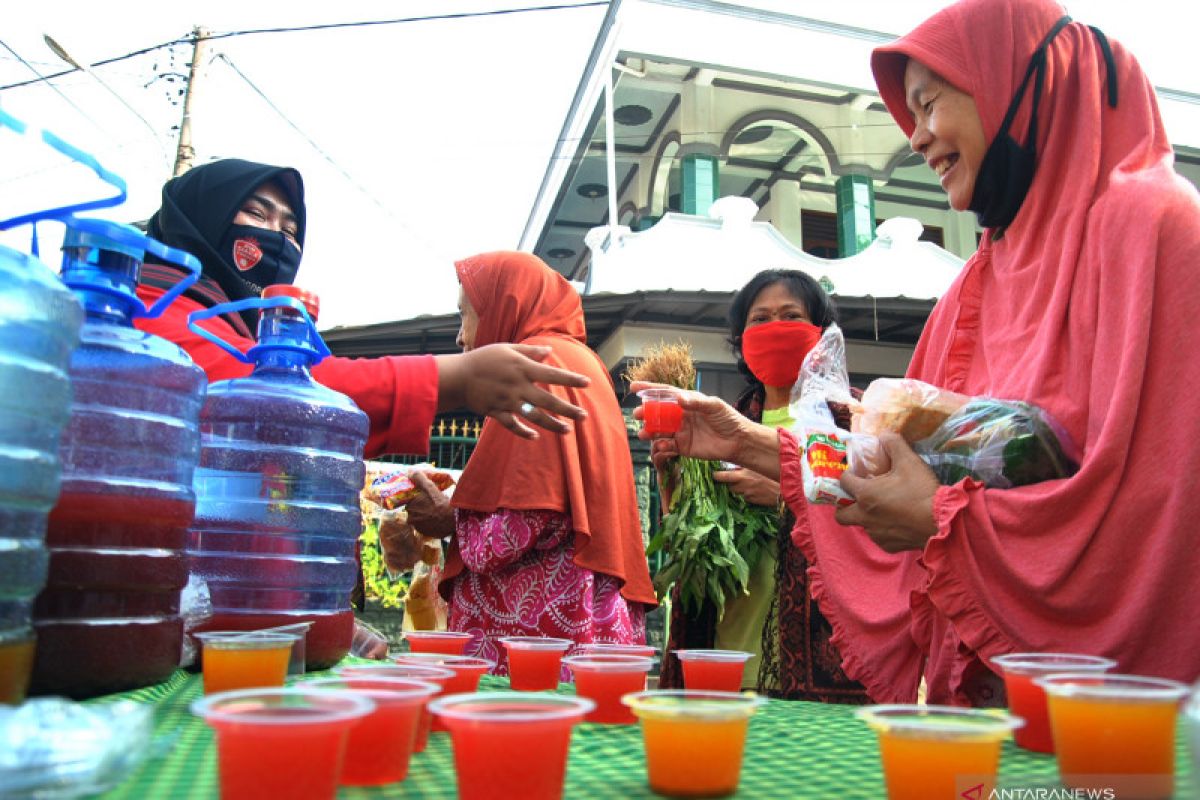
31, 491, 191, 698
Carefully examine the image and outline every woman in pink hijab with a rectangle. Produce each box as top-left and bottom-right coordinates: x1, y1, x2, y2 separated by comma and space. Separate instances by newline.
636, 0, 1200, 706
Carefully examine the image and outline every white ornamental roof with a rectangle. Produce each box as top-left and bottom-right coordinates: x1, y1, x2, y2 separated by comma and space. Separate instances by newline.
583, 196, 964, 300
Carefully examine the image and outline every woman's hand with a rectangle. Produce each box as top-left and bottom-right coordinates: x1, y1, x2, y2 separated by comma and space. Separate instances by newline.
436, 343, 590, 438
712, 467, 781, 508
835, 433, 939, 553
631, 381, 782, 481
405, 471, 456, 539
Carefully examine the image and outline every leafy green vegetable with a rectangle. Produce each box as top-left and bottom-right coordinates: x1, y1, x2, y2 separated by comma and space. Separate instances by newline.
646, 457, 779, 619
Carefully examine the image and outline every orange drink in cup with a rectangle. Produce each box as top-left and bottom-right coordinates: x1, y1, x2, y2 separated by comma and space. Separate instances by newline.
335, 662, 454, 753
856, 705, 1023, 800
1037, 673, 1188, 799
637, 389, 683, 438
674, 649, 753, 692
392, 653, 494, 730
192, 687, 374, 800
622, 690, 766, 797
430, 692, 593, 800
991, 653, 1116, 753
196, 631, 300, 694
304, 676, 439, 786
500, 636, 572, 690
403, 630, 474, 655
564, 654, 655, 723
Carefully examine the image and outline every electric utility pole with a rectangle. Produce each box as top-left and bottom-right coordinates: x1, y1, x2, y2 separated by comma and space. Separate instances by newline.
172, 26, 208, 177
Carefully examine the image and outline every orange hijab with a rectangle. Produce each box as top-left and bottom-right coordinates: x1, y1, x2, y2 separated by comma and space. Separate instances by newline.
442, 251, 656, 606
795, 0, 1200, 703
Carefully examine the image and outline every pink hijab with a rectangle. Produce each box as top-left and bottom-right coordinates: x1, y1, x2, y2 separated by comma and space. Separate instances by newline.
787, 0, 1200, 704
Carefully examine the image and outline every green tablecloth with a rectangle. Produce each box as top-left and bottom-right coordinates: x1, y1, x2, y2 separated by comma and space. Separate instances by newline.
91, 666, 1196, 799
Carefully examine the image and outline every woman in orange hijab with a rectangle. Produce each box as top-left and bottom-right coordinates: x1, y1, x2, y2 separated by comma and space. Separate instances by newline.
637, 0, 1200, 706
420, 251, 656, 675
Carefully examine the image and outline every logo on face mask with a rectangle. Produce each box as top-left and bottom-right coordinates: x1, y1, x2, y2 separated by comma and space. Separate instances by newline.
232, 237, 264, 271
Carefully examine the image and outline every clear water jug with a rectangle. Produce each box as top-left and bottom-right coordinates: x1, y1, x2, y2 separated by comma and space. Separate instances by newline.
30, 217, 206, 698
0, 106, 125, 703
187, 287, 368, 669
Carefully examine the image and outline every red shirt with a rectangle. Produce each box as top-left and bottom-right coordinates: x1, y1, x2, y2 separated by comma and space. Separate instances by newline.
135, 285, 437, 459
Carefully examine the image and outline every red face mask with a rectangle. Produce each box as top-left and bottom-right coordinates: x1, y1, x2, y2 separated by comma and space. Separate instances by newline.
741, 320, 822, 388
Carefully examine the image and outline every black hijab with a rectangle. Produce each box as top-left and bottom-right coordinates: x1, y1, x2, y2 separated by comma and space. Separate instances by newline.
144, 158, 306, 333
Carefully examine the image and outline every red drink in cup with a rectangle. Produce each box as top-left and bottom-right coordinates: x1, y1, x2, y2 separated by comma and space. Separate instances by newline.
304, 677, 439, 786
392, 653, 495, 730
500, 637, 572, 690
564, 654, 655, 724
637, 389, 683, 438
579, 643, 657, 658
192, 687, 373, 800
404, 630, 474, 655
674, 650, 753, 692
991, 653, 1116, 753
430, 692, 593, 800
335, 663, 454, 752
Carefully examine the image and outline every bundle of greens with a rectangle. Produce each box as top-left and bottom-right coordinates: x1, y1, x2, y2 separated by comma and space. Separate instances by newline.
624, 341, 779, 618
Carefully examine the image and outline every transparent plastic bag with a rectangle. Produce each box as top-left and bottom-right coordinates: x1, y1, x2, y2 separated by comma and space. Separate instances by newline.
914, 398, 1080, 489
851, 378, 971, 443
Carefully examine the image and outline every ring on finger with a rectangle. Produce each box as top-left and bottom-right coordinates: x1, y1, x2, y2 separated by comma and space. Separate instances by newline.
518, 401, 535, 417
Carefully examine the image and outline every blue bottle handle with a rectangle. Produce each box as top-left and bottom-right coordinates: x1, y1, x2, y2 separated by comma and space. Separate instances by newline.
59, 215, 201, 320
0, 106, 128, 230
187, 296, 331, 364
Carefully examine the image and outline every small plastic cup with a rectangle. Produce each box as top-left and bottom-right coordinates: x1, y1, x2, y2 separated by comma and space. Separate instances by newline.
0, 629, 35, 705
403, 630, 475, 655
304, 676, 440, 786
192, 687, 374, 800
196, 631, 301, 695
265, 622, 313, 676
856, 704, 1023, 800
391, 653, 495, 731
564, 654, 656, 724
673, 649, 753, 692
1037, 673, 1189, 799
578, 643, 658, 658
638, 389, 683, 438
1185, 684, 1200, 791
335, 663, 454, 753
429, 692, 594, 800
991, 652, 1116, 753
622, 690, 766, 797
500, 637, 572, 691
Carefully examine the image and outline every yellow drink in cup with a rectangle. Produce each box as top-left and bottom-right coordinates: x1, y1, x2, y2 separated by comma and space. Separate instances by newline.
856, 705, 1023, 800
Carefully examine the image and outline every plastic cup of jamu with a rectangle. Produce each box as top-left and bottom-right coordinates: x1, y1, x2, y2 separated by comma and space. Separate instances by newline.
673, 649, 753, 692
335, 662, 454, 753
564, 654, 656, 724
192, 687, 374, 800
1037, 673, 1189, 799
1185, 684, 1200, 793
500, 637, 572, 690
856, 705, 1023, 800
637, 389, 683, 438
622, 690, 766, 797
303, 676, 439, 786
403, 630, 474, 655
391, 653, 495, 730
990, 653, 1116, 753
429, 692, 594, 800
195, 631, 301, 695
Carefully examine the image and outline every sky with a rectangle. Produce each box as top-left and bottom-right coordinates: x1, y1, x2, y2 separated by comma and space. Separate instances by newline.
1, 0, 1195, 330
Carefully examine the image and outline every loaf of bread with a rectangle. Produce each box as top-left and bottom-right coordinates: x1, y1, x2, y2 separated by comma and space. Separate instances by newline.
851, 378, 970, 443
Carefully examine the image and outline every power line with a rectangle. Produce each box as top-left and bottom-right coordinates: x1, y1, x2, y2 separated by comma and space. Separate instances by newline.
0, 2, 607, 92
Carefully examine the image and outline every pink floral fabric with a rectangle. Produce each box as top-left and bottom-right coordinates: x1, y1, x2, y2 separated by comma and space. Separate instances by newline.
446, 507, 646, 680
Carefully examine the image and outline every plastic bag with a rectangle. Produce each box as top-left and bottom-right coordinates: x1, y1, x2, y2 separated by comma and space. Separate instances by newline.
914, 398, 1080, 489
851, 378, 971, 442
403, 540, 448, 632
364, 462, 456, 510
788, 324, 881, 506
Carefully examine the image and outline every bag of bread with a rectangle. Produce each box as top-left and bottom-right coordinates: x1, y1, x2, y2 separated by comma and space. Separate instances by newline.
403, 540, 448, 631
851, 378, 971, 443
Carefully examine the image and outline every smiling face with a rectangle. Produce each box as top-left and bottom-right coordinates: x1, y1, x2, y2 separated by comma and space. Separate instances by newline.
904, 59, 988, 211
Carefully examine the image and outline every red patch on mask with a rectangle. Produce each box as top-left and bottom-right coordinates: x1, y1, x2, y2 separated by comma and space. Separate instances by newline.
232, 237, 263, 271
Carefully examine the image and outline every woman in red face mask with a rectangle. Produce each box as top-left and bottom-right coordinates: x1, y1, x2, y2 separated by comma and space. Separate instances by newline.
658, 270, 870, 703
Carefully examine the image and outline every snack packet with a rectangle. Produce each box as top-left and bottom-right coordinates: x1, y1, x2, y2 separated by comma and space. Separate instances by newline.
365, 463, 456, 510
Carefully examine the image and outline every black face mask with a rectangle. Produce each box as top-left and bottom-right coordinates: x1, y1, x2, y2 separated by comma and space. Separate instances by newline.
218, 223, 302, 293
969, 16, 1118, 237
